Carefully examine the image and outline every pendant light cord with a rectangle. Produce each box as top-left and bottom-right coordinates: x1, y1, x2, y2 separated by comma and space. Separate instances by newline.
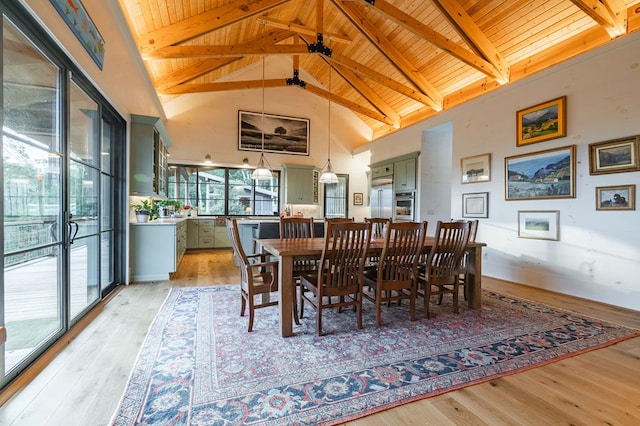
327, 66, 331, 161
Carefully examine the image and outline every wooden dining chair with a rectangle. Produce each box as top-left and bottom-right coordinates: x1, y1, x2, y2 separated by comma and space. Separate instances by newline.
279, 216, 315, 324
365, 217, 391, 240
363, 221, 427, 326
299, 221, 372, 335
417, 220, 470, 318
458, 219, 479, 301
364, 217, 392, 272
280, 216, 314, 239
226, 218, 279, 332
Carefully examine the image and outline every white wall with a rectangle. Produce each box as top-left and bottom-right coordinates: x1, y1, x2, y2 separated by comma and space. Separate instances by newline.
369, 32, 640, 311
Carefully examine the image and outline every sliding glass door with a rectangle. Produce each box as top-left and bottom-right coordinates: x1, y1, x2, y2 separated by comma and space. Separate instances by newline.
1, 3, 126, 388
2, 16, 64, 375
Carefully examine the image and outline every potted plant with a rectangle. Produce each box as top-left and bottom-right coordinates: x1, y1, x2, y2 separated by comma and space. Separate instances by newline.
131, 199, 155, 223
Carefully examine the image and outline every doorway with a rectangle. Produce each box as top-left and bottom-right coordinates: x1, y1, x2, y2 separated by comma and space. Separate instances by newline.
1, 4, 126, 388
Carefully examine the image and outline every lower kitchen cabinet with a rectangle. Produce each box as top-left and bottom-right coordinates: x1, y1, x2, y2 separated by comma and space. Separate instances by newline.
130, 219, 187, 282
186, 218, 231, 249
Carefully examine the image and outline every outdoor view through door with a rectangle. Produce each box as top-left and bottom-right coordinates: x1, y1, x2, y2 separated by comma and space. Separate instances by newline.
1, 6, 124, 389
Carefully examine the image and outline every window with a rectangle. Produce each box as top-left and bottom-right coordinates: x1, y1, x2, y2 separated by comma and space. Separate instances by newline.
323, 174, 349, 218
167, 165, 280, 216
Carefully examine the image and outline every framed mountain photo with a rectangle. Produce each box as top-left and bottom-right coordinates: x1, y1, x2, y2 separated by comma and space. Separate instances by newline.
516, 96, 566, 146
505, 145, 576, 200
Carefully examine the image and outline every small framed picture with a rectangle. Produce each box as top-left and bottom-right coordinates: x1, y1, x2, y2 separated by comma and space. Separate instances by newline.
518, 210, 559, 241
595, 185, 635, 211
461, 153, 491, 183
353, 192, 363, 205
516, 96, 566, 146
589, 135, 640, 175
462, 192, 489, 218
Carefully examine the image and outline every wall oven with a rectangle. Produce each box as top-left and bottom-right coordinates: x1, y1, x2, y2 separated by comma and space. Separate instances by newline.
394, 192, 415, 222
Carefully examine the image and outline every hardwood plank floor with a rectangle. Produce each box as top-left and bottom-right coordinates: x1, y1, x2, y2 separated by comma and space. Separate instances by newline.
1, 250, 638, 425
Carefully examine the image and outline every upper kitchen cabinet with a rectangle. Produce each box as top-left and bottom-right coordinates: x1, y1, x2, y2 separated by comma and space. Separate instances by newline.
283, 164, 319, 205
130, 114, 172, 197
371, 164, 393, 180
394, 158, 416, 192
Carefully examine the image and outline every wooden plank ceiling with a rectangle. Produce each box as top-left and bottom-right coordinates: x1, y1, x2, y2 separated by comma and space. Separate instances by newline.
118, 0, 640, 143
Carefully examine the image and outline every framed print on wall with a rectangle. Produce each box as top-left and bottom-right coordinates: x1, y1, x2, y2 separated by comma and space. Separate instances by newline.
516, 96, 566, 146
461, 153, 491, 183
462, 192, 489, 218
238, 110, 310, 156
518, 210, 559, 241
589, 135, 640, 175
596, 184, 635, 211
353, 192, 363, 205
505, 145, 576, 201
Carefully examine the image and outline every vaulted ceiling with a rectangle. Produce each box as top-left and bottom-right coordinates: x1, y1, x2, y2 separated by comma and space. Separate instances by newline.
118, 0, 640, 141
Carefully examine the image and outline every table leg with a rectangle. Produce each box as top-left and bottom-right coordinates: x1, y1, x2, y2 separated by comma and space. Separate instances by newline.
278, 255, 294, 337
466, 246, 483, 309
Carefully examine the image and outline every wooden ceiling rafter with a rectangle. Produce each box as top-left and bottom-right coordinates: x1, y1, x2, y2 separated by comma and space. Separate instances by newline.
258, 16, 353, 44
431, 0, 511, 84
352, 0, 506, 82
138, 0, 291, 57
570, 0, 628, 37
155, 29, 295, 92
331, 0, 444, 111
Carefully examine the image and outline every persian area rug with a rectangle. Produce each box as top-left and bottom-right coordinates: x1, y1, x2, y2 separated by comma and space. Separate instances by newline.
111, 285, 639, 425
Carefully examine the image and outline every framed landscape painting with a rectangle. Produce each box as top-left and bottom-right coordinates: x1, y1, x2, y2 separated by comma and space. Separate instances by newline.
596, 184, 635, 211
516, 96, 566, 146
462, 192, 489, 218
589, 135, 640, 175
461, 153, 491, 183
238, 111, 310, 156
518, 210, 559, 241
505, 145, 576, 201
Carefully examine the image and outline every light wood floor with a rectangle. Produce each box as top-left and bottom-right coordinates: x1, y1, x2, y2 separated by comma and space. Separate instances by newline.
1, 250, 639, 425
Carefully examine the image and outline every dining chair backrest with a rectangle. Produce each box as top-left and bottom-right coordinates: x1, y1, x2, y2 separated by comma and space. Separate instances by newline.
318, 221, 371, 291
378, 221, 427, 282
280, 216, 314, 239
365, 217, 391, 240
422, 221, 470, 285
226, 218, 251, 279
468, 219, 479, 243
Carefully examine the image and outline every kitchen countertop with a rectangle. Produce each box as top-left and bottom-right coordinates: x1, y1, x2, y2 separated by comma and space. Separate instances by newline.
130, 216, 282, 225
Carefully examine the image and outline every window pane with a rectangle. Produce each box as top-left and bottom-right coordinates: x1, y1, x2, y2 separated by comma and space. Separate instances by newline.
324, 174, 348, 218
69, 162, 99, 237
197, 168, 225, 215
254, 173, 280, 216
69, 81, 99, 166
228, 169, 255, 215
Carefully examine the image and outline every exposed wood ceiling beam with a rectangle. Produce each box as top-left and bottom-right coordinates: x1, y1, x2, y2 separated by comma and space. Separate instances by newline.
331, 0, 443, 111
159, 78, 287, 95
329, 51, 435, 107
353, 0, 506, 82
154, 29, 294, 92
304, 82, 394, 125
313, 1, 398, 127
570, 0, 628, 37
259, 17, 352, 44
138, 0, 290, 57
431, 0, 510, 84
326, 58, 401, 128
145, 44, 307, 59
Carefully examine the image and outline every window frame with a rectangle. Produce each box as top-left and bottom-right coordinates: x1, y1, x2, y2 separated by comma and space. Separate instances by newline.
167, 164, 281, 217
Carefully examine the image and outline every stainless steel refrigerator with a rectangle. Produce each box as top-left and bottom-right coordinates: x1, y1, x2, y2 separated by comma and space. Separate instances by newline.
369, 177, 393, 219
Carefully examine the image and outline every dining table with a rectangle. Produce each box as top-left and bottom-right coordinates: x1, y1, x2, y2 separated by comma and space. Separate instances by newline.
257, 237, 487, 337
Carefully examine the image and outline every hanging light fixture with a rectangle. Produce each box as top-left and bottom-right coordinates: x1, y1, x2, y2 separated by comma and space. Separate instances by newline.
252, 25, 273, 181
204, 153, 212, 164
319, 64, 339, 184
